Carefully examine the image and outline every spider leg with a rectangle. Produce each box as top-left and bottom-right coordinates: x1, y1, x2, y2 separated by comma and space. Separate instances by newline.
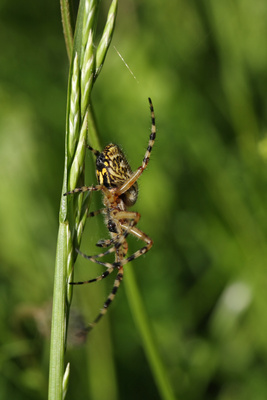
86, 267, 124, 332
88, 208, 104, 218
96, 238, 115, 248
75, 228, 128, 265
81, 210, 139, 254
96, 234, 126, 248
100, 210, 140, 248
76, 225, 130, 261
110, 210, 141, 225
95, 225, 132, 247
77, 225, 152, 271
71, 213, 137, 285
71, 222, 130, 283
82, 225, 152, 331
75, 249, 119, 269
77, 246, 117, 260
64, 185, 103, 196
116, 98, 156, 196
87, 145, 100, 157
142, 97, 156, 170
69, 262, 116, 285
95, 222, 133, 247
114, 225, 153, 266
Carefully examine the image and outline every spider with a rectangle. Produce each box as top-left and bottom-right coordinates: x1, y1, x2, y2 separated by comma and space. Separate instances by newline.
64, 97, 156, 331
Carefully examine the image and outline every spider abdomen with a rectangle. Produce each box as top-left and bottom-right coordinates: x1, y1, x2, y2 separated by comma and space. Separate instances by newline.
96, 143, 138, 206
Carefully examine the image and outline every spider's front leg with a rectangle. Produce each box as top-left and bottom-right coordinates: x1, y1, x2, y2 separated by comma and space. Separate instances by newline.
116, 98, 156, 197
63, 184, 103, 196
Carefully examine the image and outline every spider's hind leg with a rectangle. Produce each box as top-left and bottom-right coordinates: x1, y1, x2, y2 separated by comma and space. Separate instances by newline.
86, 267, 124, 332
114, 225, 153, 267
70, 256, 117, 285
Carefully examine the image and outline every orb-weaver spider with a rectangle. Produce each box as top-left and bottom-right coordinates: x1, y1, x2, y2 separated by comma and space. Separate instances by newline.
64, 98, 156, 331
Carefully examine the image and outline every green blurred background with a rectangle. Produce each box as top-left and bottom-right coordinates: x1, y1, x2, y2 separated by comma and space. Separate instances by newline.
1, 1, 267, 399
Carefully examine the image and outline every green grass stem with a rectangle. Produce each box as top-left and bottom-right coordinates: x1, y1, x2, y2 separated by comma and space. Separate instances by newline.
48, 222, 70, 400
60, 0, 74, 61
125, 267, 177, 400
48, 1, 118, 399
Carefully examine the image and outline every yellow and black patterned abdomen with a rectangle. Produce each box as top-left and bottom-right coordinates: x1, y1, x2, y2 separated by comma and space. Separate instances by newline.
96, 144, 138, 206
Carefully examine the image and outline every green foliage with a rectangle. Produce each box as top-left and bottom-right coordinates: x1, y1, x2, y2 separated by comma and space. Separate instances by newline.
1, 0, 267, 399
